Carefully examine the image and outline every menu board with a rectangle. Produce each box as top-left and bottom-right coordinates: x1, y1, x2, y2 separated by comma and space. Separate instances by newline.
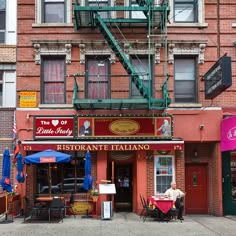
99, 184, 116, 194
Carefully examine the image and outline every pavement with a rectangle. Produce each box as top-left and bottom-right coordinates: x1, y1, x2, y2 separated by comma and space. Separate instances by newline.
0, 213, 236, 236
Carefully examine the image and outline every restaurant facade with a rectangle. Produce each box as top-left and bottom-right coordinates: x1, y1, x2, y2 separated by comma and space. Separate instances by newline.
15, 0, 236, 217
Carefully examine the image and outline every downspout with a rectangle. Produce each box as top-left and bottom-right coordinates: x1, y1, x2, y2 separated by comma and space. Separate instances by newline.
217, 0, 220, 58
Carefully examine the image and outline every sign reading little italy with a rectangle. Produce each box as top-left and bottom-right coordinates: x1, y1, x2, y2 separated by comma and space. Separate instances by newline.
34, 115, 173, 140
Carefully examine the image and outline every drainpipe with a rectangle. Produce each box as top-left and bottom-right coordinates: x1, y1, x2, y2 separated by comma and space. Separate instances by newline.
217, 0, 220, 58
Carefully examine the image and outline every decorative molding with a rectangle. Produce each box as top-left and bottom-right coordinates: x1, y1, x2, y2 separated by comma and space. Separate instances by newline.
168, 42, 207, 64
155, 43, 161, 64
33, 43, 72, 64
79, 43, 116, 64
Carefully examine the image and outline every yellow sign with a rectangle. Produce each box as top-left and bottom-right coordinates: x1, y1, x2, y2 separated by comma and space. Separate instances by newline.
20, 91, 37, 108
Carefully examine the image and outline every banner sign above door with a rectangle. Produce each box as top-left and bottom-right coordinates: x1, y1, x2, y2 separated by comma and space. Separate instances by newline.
34, 115, 173, 140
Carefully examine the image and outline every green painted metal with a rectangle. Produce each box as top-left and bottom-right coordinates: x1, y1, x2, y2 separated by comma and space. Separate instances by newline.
72, 0, 171, 110
95, 13, 150, 100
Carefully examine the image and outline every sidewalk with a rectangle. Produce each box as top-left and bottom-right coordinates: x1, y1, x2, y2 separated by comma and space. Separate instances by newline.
1, 213, 236, 236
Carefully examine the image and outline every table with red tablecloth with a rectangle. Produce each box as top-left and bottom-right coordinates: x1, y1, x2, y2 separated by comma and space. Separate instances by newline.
147, 196, 174, 214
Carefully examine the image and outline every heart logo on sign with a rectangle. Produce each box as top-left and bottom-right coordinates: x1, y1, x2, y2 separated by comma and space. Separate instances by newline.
52, 120, 59, 127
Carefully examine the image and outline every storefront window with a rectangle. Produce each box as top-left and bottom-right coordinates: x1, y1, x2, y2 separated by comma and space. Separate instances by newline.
36, 156, 86, 194
155, 156, 175, 194
231, 156, 236, 199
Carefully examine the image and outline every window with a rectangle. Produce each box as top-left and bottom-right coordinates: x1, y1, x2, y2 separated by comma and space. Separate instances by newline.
87, 0, 110, 18
36, 155, 86, 194
41, 57, 65, 104
86, 56, 110, 99
174, 0, 197, 22
129, 0, 146, 19
42, 0, 65, 23
35, 0, 72, 25
174, 58, 197, 103
0, 70, 16, 107
155, 156, 175, 194
0, 71, 3, 105
0, 0, 6, 43
130, 57, 152, 98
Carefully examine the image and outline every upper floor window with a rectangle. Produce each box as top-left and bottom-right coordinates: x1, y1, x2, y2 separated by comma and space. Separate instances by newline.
86, 56, 110, 99
0, 0, 6, 43
129, 0, 146, 19
174, 57, 197, 103
43, 0, 65, 23
35, 0, 72, 25
0, 69, 16, 107
41, 57, 66, 104
169, 0, 207, 27
130, 56, 152, 98
0, 70, 3, 105
174, 0, 197, 22
155, 156, 175, 194
87, 0, 110, 18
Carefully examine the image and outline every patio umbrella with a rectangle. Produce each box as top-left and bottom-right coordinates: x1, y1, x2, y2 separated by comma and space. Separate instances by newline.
24, 149, 71, 195
16, 153, 25, 183
83, 151, 93, 191
1, 149, 12, 192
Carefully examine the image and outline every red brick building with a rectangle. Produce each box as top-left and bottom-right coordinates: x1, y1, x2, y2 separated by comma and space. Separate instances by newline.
16, 0, 236, 216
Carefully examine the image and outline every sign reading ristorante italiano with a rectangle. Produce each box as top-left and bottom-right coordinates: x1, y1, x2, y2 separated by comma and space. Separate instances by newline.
34, 115, 173, 140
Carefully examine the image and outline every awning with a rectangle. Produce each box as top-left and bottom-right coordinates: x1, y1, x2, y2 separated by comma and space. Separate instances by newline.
22, 140, 184, 152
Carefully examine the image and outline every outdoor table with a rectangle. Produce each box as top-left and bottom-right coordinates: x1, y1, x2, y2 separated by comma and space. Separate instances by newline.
147, 196, 174, 221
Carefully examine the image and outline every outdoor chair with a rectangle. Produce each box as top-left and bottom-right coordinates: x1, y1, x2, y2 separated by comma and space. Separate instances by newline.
139, 194, 157, 222
48, 196, 64, 223
63, 192, 76, 218
24, 196, 42, 221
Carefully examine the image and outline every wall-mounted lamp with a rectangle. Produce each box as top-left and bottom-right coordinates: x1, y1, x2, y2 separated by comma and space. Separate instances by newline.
200, 124, 204, 130
194, 149, 198, 158
26, 113, 30, 120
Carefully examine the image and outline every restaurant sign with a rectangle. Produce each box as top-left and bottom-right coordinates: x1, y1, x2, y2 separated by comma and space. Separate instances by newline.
204, 55, 232, 99
221, 116, 236, 152
34, 117, 75, 139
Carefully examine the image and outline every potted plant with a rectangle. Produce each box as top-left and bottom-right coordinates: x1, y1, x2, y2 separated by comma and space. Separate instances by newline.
90, 186, 100, 202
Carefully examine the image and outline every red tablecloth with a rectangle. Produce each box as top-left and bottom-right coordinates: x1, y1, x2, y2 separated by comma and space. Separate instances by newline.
148, 197, 173, 214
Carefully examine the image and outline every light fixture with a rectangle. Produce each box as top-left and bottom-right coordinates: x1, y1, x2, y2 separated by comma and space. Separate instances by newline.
194, 149, 198, 158
26, 113, 30, 120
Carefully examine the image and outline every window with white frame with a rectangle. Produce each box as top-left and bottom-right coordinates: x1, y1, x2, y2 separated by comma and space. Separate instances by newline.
155, 156, 175, 194
130, 56, 152, 98
41, 57, 66, 104
0, 70, 16, 107
174, 57, 197, 103
129, 0, 146, 19
35, 0, 72, 25
169, 0, 207, 26
0, 0, 6, 43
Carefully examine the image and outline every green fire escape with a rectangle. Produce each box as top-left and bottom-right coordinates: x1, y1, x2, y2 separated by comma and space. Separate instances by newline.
73, 0, 170, 110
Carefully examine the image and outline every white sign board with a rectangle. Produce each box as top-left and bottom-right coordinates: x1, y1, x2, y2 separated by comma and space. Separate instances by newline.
101, 201, 112, 220
99, 184, 116, 194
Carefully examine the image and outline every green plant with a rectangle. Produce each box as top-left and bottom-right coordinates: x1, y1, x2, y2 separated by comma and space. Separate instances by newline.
90, 188, 100, 196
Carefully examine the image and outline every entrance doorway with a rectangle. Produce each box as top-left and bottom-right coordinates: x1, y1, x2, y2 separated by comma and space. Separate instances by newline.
185, 164, 208, 214
222, 152, 236, 215
114, 164, 132, 212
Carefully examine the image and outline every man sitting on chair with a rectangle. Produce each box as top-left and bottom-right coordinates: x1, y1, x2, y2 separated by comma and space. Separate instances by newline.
165, 181, 185, 220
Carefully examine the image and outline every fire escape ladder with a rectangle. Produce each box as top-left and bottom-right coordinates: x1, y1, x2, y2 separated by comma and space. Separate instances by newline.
95, 13, 150, 101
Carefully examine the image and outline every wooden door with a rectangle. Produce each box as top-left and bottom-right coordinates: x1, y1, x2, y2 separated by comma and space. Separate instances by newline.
185, 164, 208, 214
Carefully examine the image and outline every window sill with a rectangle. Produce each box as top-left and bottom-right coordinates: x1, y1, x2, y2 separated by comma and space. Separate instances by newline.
168, 103, 202, 109
32, 23, 74, 28
168, 22, 208, 28
38, 104, 74, 109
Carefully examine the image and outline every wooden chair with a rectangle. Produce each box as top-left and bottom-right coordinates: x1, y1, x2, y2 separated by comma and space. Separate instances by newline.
48, 197, 64, 223
63, 192, 76, 218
